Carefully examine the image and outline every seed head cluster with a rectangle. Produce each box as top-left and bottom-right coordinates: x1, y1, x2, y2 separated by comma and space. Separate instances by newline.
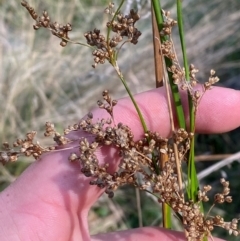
160, 10, 177, 36
62, 91, 239, 240
160, 10, 219, 109
21, 1, 72, 47
0, 121, 73, 164
84, 3, 141, 68
0, 131, 55, 164
1, 89, 239, 239
44, 122, 70, 145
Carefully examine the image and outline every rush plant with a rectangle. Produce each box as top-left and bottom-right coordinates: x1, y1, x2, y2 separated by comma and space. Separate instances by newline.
0, 1, 239, 240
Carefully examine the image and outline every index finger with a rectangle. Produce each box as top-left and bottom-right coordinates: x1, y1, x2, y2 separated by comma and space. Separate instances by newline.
87, 86, 240, 139
91, 226, 225, 241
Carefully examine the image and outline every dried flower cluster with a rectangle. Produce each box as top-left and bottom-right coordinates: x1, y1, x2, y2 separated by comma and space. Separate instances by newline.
160, 10, 219, 108
1, 88, 239, 239
21, 0, 141, 68
0, 121, 73, 165
44, 122, 70, 145
160, 10, 177, 36
21, 0, 72, 47
0, 131, 54, 164
60, 91, 239, 240
84, 3, 141, 67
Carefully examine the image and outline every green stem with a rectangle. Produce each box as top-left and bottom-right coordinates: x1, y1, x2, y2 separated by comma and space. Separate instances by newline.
152, 0, 186, 129
152, 0, 174, 229
176, 2, 207, 240
176, 0, 198, 201
106, 1, 148, 133
176, 0, 189, 80
113, 64, 148, 133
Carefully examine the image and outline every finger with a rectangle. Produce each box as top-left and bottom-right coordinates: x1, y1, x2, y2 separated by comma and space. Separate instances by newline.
91, 227, 225, 241
0, 149, 96, 241
68, 86, 240, 171
81, 86, 240, 139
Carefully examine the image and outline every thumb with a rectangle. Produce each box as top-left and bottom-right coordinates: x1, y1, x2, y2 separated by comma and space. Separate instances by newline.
0, 134, 121, 241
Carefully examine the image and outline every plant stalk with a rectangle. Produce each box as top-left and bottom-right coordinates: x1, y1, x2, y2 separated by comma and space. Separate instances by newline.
113, 63, 148, 133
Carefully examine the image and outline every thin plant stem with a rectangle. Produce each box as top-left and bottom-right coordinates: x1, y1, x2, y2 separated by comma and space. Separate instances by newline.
176, 1, 206, 239
113, 62, 148, 133
151, 0, 186, 229
135, 186, 143, 227
113, 60, 161, 177
176, 0, 199, 202
176, 0, 189, 79
152, 0, 186, 129
151, 4, 163, 88
106, 1, 149, 133
151, 2, 171, 229
54, 35, 92, 48
152, 0, 185, 198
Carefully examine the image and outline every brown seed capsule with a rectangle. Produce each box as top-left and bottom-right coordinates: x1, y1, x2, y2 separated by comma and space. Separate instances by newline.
60, 40, 67, 47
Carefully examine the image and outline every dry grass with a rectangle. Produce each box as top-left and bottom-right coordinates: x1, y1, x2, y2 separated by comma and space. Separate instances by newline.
0, 0, 240, 239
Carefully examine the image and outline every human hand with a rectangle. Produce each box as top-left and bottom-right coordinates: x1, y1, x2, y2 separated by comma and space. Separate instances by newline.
0, 86, 239, 241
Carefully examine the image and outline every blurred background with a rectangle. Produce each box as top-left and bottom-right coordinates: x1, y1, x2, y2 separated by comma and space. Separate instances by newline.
0, 0, 240, 239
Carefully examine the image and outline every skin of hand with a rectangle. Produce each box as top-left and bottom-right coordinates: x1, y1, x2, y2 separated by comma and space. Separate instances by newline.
0, 86, 239, 241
